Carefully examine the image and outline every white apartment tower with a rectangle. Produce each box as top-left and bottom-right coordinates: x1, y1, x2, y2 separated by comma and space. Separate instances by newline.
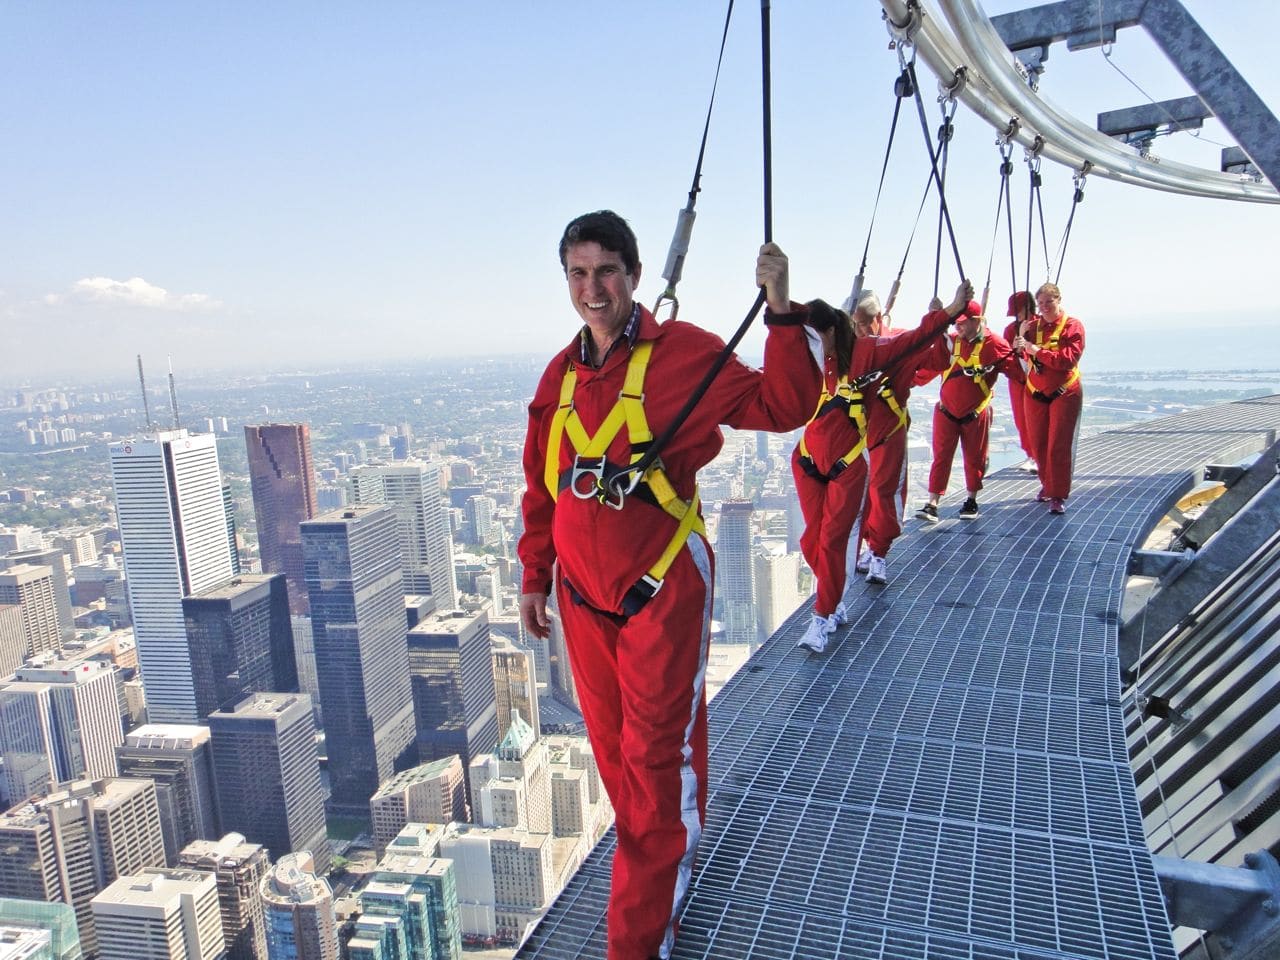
349, 462, 458, 611
0, 564, 61, 661
110, 430, 236, 723
92, 868, 226, 960
0, 658, 123, 802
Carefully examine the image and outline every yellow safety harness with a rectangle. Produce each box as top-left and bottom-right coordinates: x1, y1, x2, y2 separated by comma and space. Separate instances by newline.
1025, 314, 1081, 400
797, 374, 871, 481
543, 340, 705, 615
940, 333, 995, 423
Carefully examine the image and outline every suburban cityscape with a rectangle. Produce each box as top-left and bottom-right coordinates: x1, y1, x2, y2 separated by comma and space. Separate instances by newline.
0, 353, 1276, 960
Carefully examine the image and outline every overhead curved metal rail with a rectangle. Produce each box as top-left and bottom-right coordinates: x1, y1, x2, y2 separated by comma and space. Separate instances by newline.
879, 0, 1280, 203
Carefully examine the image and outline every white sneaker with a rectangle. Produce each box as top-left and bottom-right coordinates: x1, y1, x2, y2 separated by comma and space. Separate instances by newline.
865, 555, 888, 585
854, 545, 873, 574
797, 614, 836, 653
833, 601, 849, 626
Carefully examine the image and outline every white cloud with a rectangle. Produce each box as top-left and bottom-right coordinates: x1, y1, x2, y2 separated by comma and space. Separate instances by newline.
45, 276, 221, 311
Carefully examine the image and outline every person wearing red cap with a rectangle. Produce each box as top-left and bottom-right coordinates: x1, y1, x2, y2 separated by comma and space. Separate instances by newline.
793, 280, 973, 653
1011, 282, 1085, 514
1003, 290, 1037, 472
913, 301, 1015, 520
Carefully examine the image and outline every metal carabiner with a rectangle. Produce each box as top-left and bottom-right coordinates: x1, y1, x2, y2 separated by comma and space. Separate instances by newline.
569, 456, 608, 501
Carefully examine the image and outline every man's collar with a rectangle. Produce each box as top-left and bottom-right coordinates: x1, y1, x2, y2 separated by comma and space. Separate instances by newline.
578, 304, 641, 367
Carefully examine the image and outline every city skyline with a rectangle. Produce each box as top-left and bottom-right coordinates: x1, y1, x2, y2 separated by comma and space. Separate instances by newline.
3, 2, 1279, 381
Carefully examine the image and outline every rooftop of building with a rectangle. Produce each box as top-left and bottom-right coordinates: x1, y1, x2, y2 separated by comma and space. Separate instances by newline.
92, 868, 213, 907
123, 723, 211, 749
370, 757, 462, 799
409, 609, 482, 637
214, 691, 308, 720
187, 573, 280, 600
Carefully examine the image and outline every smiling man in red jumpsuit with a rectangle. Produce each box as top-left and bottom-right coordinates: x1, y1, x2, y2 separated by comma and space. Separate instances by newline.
519, 210, 819, 960
1012, 282, 1085, 514
914, 303, 1014, 519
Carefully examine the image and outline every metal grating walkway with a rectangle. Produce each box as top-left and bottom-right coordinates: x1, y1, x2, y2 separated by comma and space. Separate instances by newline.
518, 395, 1280, 960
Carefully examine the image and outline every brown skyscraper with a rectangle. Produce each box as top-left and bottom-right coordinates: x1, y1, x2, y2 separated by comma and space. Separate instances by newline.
245, 424, 318, 614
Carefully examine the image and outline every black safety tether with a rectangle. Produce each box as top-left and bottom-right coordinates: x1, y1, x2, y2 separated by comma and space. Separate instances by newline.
1053, 163, 1089, 283
981, 141, 1016, 313
1024, 145, 1050, 288
906, 59, 965, 284
653, 0, 740, 319
608, 0, 774, 501
849, 61, 915, 308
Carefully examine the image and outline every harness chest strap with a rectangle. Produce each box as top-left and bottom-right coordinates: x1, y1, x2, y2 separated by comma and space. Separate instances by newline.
799, 376, 870, 476
1025, 314, 1081, 395
543, 340, 706, 609
941, 334, 994, 418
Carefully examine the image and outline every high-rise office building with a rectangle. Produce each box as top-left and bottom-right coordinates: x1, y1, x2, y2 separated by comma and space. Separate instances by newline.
369, 828, 462, 960
208, 693, 329, 873
178, 834, 268, 960
0, 565, 61, 662
438, 824, 554, 945
301, 506, 415, 812
0, 658, 122, 803
182, 575, 298, 719
368, 757, 468, 852
91, 869, 225, 960
260, 853, 338, 960
222, 484, 242, 577
754, 546, 805, 643
2, 549, 73, 642
0, 778, 166, 958
288, 616, 322, 726
349, 463, 457, 611
406, 611, 499, 809
469, 712, 550, 835
352, 854, 463, 960
716, 500, 758, 646
245, 425, 318, 616
490, 633, 540, 740
0, 898, 82, 960
109, 430, 236, 723
0, 606, 24, 679
115, 725, 219, 864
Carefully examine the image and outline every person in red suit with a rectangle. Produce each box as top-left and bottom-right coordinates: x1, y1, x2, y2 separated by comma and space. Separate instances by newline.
1011, 282, 1085, 514
852, 294, 933, 585
1003, 290, 1037, 472
914, 303, 1015, 520
792, 280, 974, 653
519, 210, 821, 960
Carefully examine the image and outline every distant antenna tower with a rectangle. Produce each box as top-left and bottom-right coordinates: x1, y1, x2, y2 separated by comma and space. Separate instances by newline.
167, 356, 181, 429
136, 354, 154, 431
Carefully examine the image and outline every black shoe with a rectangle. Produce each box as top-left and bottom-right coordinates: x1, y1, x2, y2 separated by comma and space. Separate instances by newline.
958, 497, 979, 519
915, 503, 939, 523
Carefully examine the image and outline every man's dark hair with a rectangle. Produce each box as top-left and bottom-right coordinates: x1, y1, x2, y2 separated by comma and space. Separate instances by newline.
558, 210, 641, 276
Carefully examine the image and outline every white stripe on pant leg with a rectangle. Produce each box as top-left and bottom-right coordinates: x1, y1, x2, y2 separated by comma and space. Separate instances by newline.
660, 534, 712, 960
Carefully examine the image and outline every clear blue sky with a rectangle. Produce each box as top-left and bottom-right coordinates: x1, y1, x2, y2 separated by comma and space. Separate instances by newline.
3, 1, 1277, 381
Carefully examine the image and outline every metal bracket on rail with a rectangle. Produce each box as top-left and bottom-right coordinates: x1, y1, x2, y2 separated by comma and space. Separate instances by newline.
1153, 850, 1280, 959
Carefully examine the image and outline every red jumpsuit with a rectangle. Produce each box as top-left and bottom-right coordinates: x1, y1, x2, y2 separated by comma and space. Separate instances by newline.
520, 304, 817, 960
793, 309, 950, 615
860, 329, 932, 560
915, 330, 1014, 495
1020, 313, 1085, 499
1003, 319, 1034, 463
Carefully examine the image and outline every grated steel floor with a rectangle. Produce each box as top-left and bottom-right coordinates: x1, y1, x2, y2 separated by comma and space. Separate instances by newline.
518, 395, 1280, 959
